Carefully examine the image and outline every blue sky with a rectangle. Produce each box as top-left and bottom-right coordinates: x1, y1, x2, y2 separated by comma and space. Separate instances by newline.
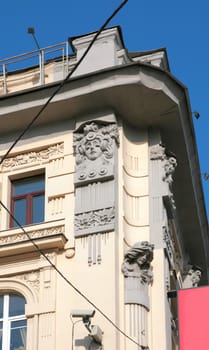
0, 0, 208, 218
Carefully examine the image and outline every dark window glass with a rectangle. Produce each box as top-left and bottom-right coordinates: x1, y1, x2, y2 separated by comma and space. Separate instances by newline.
13, 198, 27, 226
0, 294, 27, 350
9, 295, 25, 317
11, 174, 45, 227
32, 194, 45, 223
13, 175, 44, 196
10, 320, 27, 350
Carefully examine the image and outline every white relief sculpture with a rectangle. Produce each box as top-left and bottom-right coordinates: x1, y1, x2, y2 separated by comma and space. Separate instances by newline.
1, 143, 64, 170
122, 241, 154, 286
74, 122, 119, 183
183, 266, 202, 288
122, 241, 154, 349
150, 143, 165, 160
150, 143, 177, 185
163, 156, 177, 185
15, 271, 40, 293
74, 122, 119, 163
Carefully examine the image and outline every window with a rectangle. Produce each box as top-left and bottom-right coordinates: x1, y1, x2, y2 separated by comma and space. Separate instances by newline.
0, 294, 27, 350
10, 174, 45, 228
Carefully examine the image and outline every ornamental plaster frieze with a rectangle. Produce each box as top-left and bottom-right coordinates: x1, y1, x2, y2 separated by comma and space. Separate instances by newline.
0, 225, 65, 245
75, 207, 115, 236
1, 143, 64, 171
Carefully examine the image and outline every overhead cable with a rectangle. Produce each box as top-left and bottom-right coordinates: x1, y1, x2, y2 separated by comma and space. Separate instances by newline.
0, 1, 149, 348
0, 200, 148, 349
0, 0, 128, 166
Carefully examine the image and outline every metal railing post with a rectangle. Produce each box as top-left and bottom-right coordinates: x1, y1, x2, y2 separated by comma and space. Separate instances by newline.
39, 49, 45, 85
2, 64, 7, 94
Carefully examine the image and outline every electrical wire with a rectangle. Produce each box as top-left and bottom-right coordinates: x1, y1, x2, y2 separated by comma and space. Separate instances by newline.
0, 0, 128, 166
0, 200, 148, 349
0, 3, 149, 347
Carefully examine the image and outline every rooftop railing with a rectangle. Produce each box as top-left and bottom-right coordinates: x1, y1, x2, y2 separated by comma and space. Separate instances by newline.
0, 42, 69, 95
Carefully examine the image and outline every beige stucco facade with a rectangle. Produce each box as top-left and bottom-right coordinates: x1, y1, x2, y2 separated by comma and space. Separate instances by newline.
0, 26, 208, 350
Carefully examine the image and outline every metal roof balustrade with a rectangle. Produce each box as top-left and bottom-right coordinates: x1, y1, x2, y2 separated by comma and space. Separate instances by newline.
0, 42, 69, 95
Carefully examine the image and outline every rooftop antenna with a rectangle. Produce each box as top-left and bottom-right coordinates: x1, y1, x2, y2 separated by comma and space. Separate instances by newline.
27, 27, 41, 50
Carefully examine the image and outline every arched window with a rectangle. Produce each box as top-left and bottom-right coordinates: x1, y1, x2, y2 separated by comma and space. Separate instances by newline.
0, 293, 27, 350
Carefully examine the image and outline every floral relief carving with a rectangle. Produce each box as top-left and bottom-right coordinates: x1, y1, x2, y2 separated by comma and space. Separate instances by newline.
0, 225, 65, 245
1, 143, 64, 170
121, 241, 154, 285
75, 207, 115, 232
15, 271, 40, 293
150, 143, 177, 186
163, 156, 177, 185
150, 143, 165, 160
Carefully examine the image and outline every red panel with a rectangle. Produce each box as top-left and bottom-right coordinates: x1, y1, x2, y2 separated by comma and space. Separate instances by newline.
178, 287, 209, 350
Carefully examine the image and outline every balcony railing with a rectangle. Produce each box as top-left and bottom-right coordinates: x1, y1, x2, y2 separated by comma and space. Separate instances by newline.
0, 42, 69, 95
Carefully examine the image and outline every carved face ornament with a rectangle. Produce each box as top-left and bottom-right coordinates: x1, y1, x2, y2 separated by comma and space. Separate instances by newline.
85, 133, 103, 161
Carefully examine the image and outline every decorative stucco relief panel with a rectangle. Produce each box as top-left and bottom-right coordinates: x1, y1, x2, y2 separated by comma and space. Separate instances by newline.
15, 271, 40, 295
150, 143, 177, 209
75, 207, 115, 236
0, 225, 65, 245
1, 143, 64, 171
73, 121, 119, 237
74, 122, 119, 185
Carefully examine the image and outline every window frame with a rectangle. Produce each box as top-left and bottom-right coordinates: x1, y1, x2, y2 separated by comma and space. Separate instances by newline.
0, 293, 27, 350
10, 174, 45, 228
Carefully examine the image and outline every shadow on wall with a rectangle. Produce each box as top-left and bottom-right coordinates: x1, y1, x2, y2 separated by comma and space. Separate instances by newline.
75, 336, 101, 349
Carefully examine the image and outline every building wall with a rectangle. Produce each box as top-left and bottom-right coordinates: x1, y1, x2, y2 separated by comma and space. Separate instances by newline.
0, 26, 207, 350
